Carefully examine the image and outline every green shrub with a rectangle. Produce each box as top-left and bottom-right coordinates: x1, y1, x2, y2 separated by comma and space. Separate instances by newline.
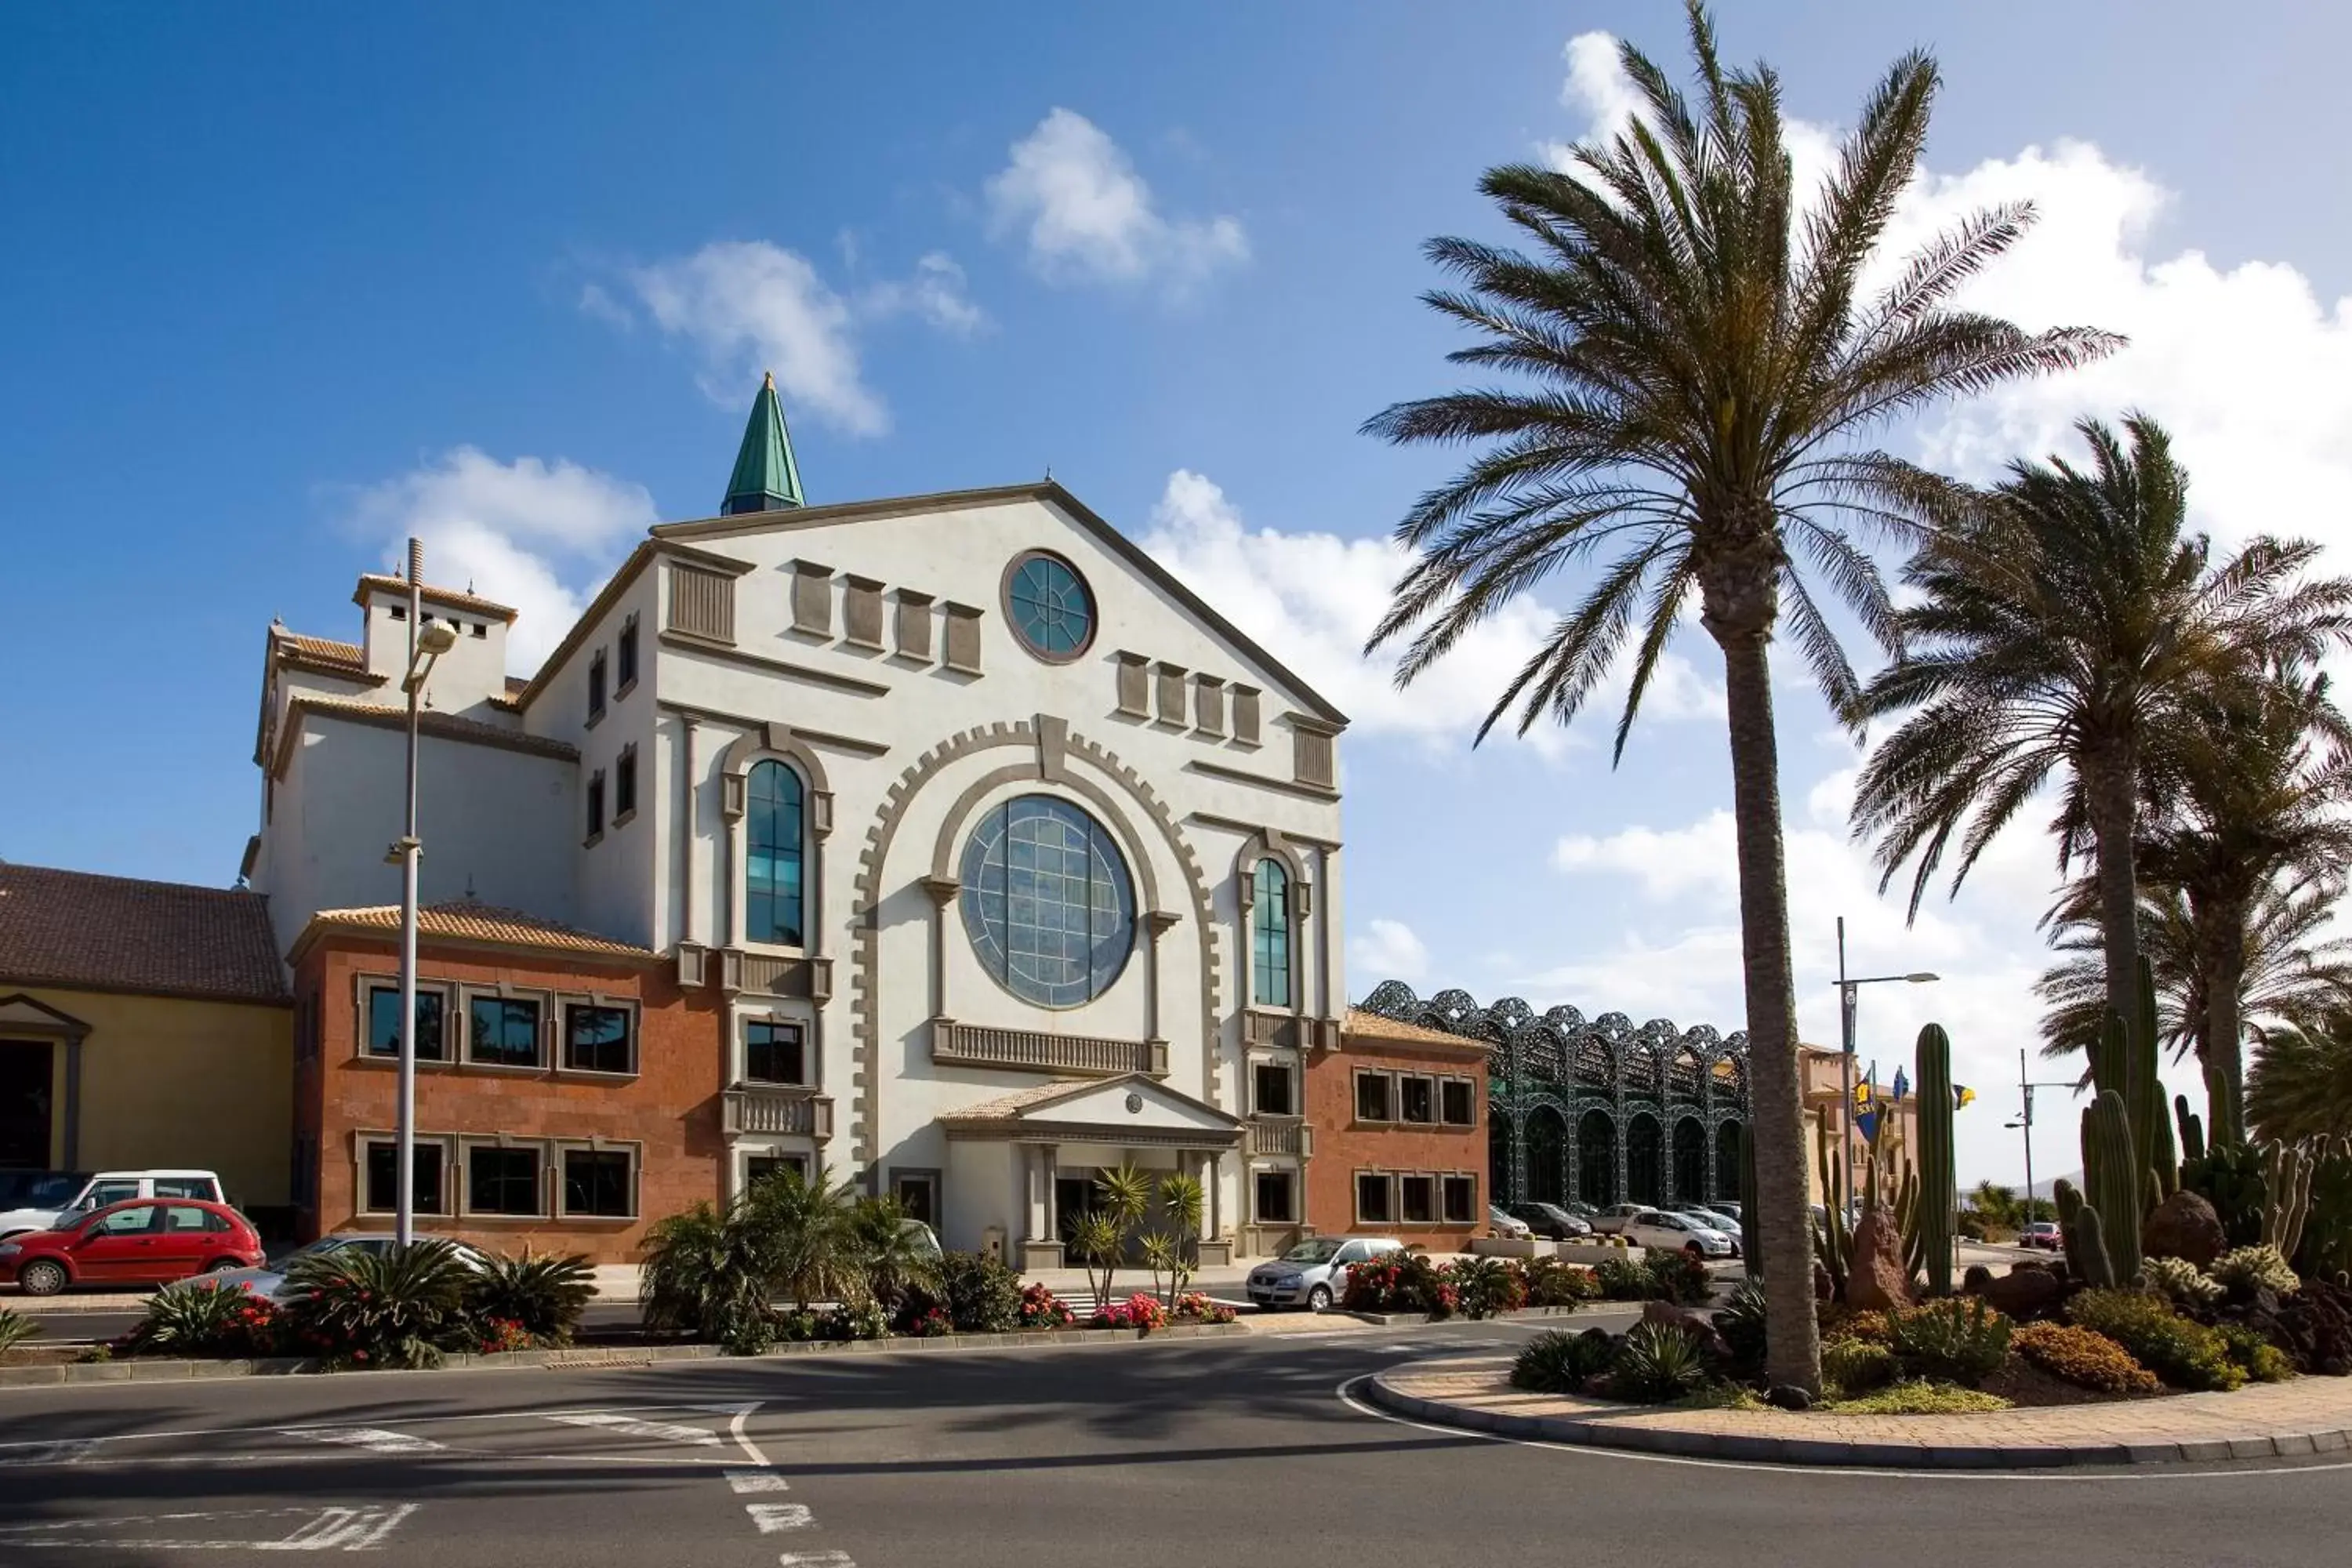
466, 1252, 594, 1346
285, 1239, 472, 1369
1511, 1327, 1617, 1393
1824, 1380, 2012, 1414
1645, 1250, 1712, 1304
124, 1281, 280, 1357
823, 1301, 890, 1341
1821, 1338, 1897, 1396
2143, 1255, 2223, 1309
2216, 1322, 2294, 1383
2066, 1289, 2244, 1391
1606, 1321, 1708, 1402
0, 1308, 38, 1356
1593, 1256, 1652, 1301
1343, 1251, 1450, 1316
1522, 1258, 1599, 1308
1448, 1257, 1527, 1319
1677, 1381, 1769, 1410
1711, 1279, 1767, 1371
931, 1251, 1023, 1334
640, 1201, 772, 1342
1887, 1298, 2012, 1385
2012, 1321, 2159, 1394
2212, 1245, 2300, 1298
1820, 1307, 1891, 1345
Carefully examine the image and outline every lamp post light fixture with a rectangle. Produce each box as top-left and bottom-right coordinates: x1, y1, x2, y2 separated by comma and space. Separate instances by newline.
1833, 916, 1940, 1219
388, 539, 459, 1248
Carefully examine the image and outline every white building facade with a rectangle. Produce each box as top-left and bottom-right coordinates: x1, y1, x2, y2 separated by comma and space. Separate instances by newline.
248, 381, 1346, 1263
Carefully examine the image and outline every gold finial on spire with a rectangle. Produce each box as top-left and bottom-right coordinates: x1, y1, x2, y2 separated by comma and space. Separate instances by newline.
763, 369, 775, 389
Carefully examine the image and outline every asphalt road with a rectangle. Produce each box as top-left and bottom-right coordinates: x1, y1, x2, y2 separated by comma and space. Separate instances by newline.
1, 1308, 2347, 1567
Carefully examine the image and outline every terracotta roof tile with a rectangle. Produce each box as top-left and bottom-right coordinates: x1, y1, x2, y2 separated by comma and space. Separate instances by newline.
0, 864, 288, 1005
272, 630, 367, 672
302, 901, 653, 960
1343, 1007, 1492, 1052
936, 1080, 1093, 1121
352, 574, 518, 622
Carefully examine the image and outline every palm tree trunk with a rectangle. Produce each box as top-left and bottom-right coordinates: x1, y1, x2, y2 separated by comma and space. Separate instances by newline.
1711, 615, 1820, 1394
2201, 895, 2249, 1142
2084, 743, 2142, 1029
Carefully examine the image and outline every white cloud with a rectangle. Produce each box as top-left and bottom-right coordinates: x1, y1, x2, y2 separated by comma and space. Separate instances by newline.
1140, 469, 1719, 750
1541, 31, 1642, 166
1349, 918, 1431, 985
986, 108, 1247, 292
857, 252, 986, 336
340, 448, 659, 672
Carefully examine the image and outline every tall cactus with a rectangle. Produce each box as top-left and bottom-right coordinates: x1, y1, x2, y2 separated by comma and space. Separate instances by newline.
2206, 1058, 2247, 1149
1813, 1116, 1848, 1298
2264, 1139, 2316, 1260
2134, 959, 2180, 1200
2054, 1178, 2115, 1289
2175, 1093, 2206, 1166
1737, 1122, 1761, 1278
2085, 1091, 2142, 1281
1915, 1022, 1958, 1296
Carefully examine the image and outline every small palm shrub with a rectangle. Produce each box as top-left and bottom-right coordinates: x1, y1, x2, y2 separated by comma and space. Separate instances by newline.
2216, 1321, 2294, 1383
2066, 1289, 2244, 1391
1821, 1338, 1897, 1396
1606, 1321, 1709, 1402
285, 1238, 471, 1369
1449, 1257, 1527, 1319
466, 1252, 594, 1345
2211, 1245, 2300, 1298
848, 1196, 942, 1315
2143, 1255, 2223, 1309
2011, 1322, 2160, 1394
641, 1201, 771, 1345
0, 1308, 38, 1356
1711, 1279, 1767, 1372
1887, 1298, 2012, 1385
125, 1281, 279, 1357
1511, 1327, 1618, 1393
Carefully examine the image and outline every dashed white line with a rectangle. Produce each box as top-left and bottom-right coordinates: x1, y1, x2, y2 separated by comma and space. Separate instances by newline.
774, 1554, 857, 1567
745, 1502, 815, 1533
542, 1412, 722, 1446
726, 1469, 790, 1494
285, 1427, 445, 1454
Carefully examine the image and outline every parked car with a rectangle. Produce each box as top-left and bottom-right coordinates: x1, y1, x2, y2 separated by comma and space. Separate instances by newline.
0, 1198, 263, 1295
1590, 1202, 1652, 1235
2018, 1221, 2063, 1251
0, 1170, 227, 1240
1486, 1206, 1533, 1240
0, 1171, 89, 1214
1563, 1199, 1602, 1220
211, 1232, 496, 1301
1245, 1236, 1402, 1312
1621, 1209, 1736, 1258
1670, 1203, 1744, 1234
1506, 1202, 1594, 1240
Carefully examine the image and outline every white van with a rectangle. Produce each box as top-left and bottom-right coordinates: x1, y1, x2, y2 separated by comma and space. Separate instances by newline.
0, 1171, 227, 1239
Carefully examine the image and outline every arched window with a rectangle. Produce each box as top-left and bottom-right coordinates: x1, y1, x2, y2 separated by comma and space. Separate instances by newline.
1251, 858, 1292, 1007
746, 760, 806, 946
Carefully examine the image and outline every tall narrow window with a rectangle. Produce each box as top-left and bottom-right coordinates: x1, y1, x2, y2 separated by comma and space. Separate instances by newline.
746, 760, 805, 946
586, 772, 605, 841
1251, 858, 1292, 1007
588, 650, 608, 722
615, 746, 637, 819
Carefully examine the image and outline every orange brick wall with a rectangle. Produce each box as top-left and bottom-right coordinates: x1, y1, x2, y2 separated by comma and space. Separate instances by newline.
292, 936, 725, 1262
1305, 1036, 1489, 1250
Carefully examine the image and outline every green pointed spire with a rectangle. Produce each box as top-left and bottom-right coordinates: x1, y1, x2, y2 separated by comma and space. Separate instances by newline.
721, 371, 804, 515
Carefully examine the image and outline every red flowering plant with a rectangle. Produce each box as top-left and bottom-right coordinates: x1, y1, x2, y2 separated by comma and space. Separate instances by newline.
1341, 1251, 1452, 1319
121, 1281, 291, 1359
1017, 1283, 1076, 1329
1172, 1292, 1237, 1325
1089, 1292, 1171, 1333
476, 1317, 535, 1356
910, 1305, 954, 1338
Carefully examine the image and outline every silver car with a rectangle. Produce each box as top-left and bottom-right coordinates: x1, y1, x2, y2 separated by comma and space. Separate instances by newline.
213, 1233, 493, 1301
1245, 1236, 1401, 1312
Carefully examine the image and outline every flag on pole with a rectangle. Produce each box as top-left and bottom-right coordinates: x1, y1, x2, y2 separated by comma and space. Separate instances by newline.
1892, 1065, 1911, 1104
1856, 1107, 1882, 1143
1954, 1083, 1976, 1109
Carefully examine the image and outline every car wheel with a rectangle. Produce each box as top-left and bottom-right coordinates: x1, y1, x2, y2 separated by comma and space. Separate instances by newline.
16, 1259, 67, 1298
1306, 1283, 1333, 1312
204, 1258, 245, 1273
1683, 1241, 1705, 1259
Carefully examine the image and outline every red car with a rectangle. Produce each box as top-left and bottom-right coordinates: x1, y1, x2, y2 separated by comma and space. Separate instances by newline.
0, 1197, 263, 1296
2019, 1221, 2063, 1251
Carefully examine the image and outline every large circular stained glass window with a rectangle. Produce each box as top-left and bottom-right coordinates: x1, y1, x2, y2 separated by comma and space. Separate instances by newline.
1004, 551, 1094, 661
959, 795, 1134, 1008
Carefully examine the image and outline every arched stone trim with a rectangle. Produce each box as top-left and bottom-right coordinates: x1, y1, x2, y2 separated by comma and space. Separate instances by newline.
848, 717, 1222, 1185
1229, 829, 1311, 1022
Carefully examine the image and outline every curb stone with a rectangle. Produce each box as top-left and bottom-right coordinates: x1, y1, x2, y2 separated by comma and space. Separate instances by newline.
0, 1319, 1244, 1391
1360, 1362, 2352, 1471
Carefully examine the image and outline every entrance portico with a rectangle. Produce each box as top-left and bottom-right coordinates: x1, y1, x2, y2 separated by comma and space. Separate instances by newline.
936, 1073, 1243, 1270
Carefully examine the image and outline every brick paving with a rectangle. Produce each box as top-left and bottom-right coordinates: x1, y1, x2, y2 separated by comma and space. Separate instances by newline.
1370, 1356, 2352, 1468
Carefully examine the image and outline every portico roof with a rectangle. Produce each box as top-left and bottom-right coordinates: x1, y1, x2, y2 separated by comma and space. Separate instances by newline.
938, 1073, 1243, 1147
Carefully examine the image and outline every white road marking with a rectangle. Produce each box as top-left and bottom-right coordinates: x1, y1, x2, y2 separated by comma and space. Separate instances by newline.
723, 1403, 771, 1467
775, 1554, 857, 1566
727, 1469, 789, 1494
542, 1412, 722, 1446
0, 1441, 96, 1467
285, 1428, 445, 1454
0, 1503, 417, 1552
265, 1503, 419, 1550
745, 1503, 815, 1533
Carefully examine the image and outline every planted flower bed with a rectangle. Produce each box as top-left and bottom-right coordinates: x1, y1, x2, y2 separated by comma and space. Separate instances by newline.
1341, 1249, 1709, 1320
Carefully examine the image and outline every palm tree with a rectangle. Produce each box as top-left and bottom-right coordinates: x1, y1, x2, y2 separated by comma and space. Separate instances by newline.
742, 1165, 864, 1311
1359, 1, 2112, 1390
1852, 416, 2352, 1035
2249, 1011, 2352, 1143
848, 1194, 942, 1317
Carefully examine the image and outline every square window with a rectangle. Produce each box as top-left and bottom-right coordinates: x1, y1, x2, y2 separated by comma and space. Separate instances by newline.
1399, 1076, 1436, 1124
1254, 1170, 1296, 1224
468, 996, 541, 1068
745, 1020, 804, 1085
365, 986, 445, 1061
564, 1004, 635, 1074
1399, 1174, 1436, 1224
562, 1149, 634, 1218
467, 1145, 543, 1216
1441, 1079, 1475, 1127
1355, 1171, 1394, 1225
1442, 1174, 1478, 1225
363, 1141, 446, 1215
746, 1153, 808, 1190
1354, 1072, 1392, 1123
1252, 1062, 1294, 1117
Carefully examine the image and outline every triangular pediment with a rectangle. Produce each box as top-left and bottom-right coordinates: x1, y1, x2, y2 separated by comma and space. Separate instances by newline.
1012, 1074, 1240, 1134
0, 993, 92, 1036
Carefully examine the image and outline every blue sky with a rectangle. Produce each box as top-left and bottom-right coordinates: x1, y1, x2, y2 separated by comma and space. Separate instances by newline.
6, 2, 2350, 1181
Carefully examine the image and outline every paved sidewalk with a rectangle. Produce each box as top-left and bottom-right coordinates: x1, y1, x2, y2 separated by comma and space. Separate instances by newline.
1368, 1356, 2352, 1468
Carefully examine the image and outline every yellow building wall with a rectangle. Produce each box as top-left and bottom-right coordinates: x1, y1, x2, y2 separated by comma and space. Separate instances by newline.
20, 986, 292, 1207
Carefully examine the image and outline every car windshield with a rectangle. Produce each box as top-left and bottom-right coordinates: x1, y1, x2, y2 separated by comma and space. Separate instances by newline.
1280, 1239, 1345, 1265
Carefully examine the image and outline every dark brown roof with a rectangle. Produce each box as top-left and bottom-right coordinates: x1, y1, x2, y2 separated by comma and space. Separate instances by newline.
0, 864, 289, 1005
